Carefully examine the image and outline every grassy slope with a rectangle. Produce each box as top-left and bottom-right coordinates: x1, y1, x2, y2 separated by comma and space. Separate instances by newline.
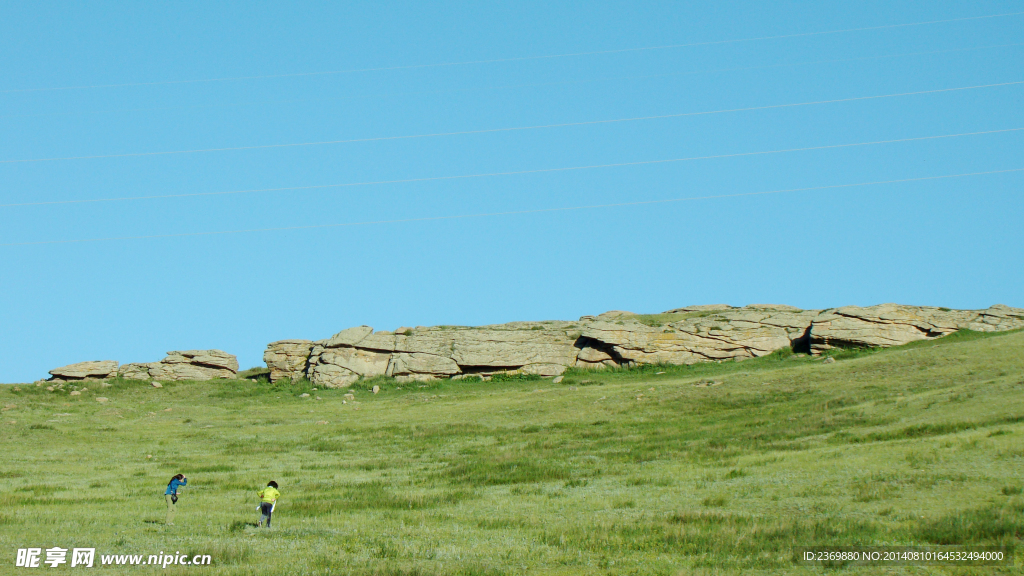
2, 331, 1023, 575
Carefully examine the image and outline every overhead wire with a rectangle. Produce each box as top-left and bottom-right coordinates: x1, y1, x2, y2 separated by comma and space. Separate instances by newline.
2, 80, 1021, 164
3, 11, 1021, 93
3, 127, 1020, 208
2, 42, 1021, 121
3, 168, 1020, 247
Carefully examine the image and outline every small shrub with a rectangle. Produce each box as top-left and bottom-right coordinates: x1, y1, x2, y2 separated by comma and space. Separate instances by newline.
489, 372, 541, 383
702, 495, 727, 507
905, 450, 938, 469
764, 347, 794, 361
237, 366, 271, 380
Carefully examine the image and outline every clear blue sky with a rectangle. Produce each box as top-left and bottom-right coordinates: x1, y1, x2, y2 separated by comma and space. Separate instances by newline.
2, 1, 1022, 383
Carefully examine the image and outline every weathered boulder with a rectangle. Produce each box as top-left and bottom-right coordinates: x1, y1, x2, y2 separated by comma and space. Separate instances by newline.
263, 340, 314, 382
308, 361, 360, 388
580, 307, 820, 364
301, 322, 583, 385
444, 324, 580, 369
387, 352, 460, 379
309, 346, 391, 388
520, 363, 569, 377
575, 343, 618, 368
963, 304, 1024, 332
169, 350, 234, 369
118, 363, 155, 380
117, 350, 238, 381
809, 304, 1024, 353
49, 360, 118, 382
324, 326, 375, 348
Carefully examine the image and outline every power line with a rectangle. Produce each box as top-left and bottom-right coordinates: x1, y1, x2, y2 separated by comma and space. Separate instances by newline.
3, 127, 1020, 208
3, 42, 1020, 121
3, 11, 1021, 94
3, 80, 1021, 165
4, 168, 1019, 247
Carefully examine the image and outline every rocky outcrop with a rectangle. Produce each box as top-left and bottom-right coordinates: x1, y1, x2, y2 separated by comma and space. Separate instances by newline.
266, 304, 1024, 384
263, 340, 314, 382
580, 307, 820, 364
117, 363, 153, 380
48, 360, 119, 382
117, 350, 238, 381
808, 304, 1024, 353
300, 322, 582, 387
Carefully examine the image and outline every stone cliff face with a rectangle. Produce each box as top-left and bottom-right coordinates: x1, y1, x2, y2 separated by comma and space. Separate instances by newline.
264, 304, 1024, 386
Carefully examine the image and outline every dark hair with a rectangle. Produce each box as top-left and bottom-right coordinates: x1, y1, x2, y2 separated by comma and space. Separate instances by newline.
267, 481, 278, 489
167, 474, 184, 486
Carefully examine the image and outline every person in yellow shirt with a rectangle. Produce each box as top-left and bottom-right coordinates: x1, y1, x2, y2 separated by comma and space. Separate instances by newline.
257, 481, 280, 528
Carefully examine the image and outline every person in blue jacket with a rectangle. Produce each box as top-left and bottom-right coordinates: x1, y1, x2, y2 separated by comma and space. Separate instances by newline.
164, 474, 187, 525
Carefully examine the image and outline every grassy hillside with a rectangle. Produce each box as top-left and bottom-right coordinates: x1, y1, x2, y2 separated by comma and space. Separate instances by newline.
2, 330, 1023, 575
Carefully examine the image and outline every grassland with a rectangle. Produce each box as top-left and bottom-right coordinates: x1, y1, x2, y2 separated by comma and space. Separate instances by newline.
2, 330, 1023, 575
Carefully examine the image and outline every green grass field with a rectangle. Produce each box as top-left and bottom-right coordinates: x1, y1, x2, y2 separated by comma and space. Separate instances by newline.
3, 330, 1023, 575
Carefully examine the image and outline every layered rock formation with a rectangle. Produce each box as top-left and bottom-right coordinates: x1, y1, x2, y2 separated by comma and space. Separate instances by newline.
303, 322, 580, 387
808, 304, 1024, 353
118, 350, 239, 381
48, 360, 119, 382
263, 340, 314, 381
580, 307, 819, 365
47, 350, 238, 382
265, 304, 1024, 385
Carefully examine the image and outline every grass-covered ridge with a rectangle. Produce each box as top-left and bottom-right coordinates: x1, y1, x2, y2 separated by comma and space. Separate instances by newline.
2, 331, 1023, 575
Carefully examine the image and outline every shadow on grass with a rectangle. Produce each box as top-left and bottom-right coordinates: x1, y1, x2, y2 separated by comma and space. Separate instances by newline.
229, 520, 259, 532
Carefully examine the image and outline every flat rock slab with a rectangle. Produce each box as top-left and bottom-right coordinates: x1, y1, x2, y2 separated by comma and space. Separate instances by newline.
49, 360, 118, 381
116, 350, 238, 381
